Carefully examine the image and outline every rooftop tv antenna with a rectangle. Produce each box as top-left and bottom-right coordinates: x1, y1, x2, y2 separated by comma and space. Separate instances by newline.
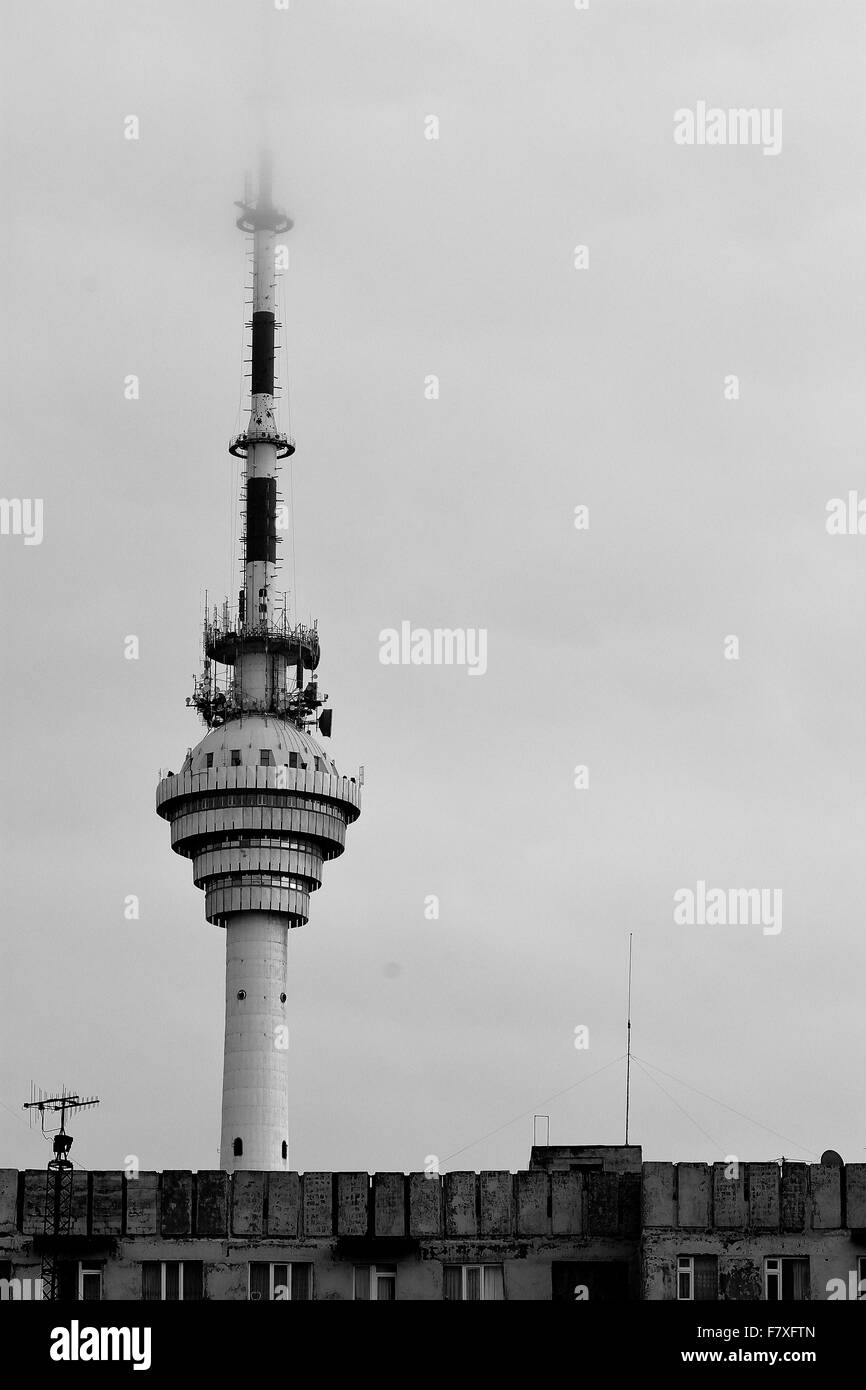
23, 1084, 100, 1301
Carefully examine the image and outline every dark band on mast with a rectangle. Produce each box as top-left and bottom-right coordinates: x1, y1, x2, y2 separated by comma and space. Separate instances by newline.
246, 477, 277, 563
251, 311, 275, 396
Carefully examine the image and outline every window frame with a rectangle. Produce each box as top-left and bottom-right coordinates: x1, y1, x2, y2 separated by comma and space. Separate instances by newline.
765, 1257, 781, 1301
676, 1254, 717, 1302
444, 1263, 505, 1301
142, 1260, 202, 1301
764, 1256, 809, 1301
353, 1264, 397, 1301
78, 1264, 103, 1301
248, 1261, 312, 1302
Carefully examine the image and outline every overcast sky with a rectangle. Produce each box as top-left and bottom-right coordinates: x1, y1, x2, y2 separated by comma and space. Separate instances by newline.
1, 0, 864, 1177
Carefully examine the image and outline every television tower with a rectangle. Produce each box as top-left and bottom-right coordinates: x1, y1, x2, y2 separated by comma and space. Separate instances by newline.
157, 155, 361, 1172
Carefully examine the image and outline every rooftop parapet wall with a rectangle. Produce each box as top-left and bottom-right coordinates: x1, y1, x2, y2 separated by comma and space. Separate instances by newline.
4, 1164, 861, 1244
642, 1162, 866, 1232
0, 1169, 641, 1243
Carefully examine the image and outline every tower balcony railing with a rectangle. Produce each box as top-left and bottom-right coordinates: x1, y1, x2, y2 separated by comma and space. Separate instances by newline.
229, 429, 295, 459
155, 761, 363, 820
204, 617, 319, 671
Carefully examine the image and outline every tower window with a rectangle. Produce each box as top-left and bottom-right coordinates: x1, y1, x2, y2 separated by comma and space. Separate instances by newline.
233, 1138, 243, 1158
279, 992, 286, 1003
237, 989, 246, 1000
205, 753, 214, 769
282, 1141, 288, 1160
260, 749, 275, 766
288, 753, 298, 768
230, 750, 242, 766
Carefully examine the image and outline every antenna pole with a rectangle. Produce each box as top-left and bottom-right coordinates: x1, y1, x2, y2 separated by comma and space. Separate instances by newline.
625, 934, 633, 1145
22, 1085, 100, 1300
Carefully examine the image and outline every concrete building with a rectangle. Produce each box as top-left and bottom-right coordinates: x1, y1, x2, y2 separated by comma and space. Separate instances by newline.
2, 1149, 864, 1301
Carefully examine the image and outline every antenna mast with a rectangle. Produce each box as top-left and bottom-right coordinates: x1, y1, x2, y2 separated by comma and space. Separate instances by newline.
23, 1084, 100, 1301
625, 935, 633, 1145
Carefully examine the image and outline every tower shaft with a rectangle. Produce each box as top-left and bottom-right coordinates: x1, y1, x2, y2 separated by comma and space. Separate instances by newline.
220, 913, 288, 1169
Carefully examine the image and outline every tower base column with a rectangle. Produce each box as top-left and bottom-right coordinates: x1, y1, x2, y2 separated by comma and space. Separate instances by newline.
219, 912, 290, 1171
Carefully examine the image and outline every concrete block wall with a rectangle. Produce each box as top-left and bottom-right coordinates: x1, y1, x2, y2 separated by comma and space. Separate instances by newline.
642, 1161, 866, 1232
0, 1166, 641, 1301
641, 1162, 866, 1301
0, 1167, 641, 1243
4, 1163, 861, 1244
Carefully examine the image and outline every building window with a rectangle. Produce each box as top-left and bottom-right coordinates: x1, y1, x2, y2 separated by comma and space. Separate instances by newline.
764, 1257, 809, 1301
0, 1262, 42, 1300
281, 1140, 288, 1160
260, 749, 275, 766
354, 1265, 397, 1301
288, 753, 299, 768
230, 750, 242, 766
233, 1137, 243, 1157
677, 1255, 718, 1301
859, 1257, 866, 1301
142, 1261, 203, 1301
205, 753, 214, 768
0, 1262, 30, 1301
79, 1265, 103, 1301
249, 1262, 312, 1301
443, 1264, 505, 1301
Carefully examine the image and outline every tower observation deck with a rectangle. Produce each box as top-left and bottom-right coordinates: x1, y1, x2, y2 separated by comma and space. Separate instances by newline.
156, 156, 361, 1173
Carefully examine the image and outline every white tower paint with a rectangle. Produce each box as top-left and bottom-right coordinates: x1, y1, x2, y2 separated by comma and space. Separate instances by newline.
221, 913, 289, 1169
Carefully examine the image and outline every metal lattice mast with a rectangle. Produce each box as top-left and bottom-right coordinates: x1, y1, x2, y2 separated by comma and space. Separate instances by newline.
23, 1086, 99, 1301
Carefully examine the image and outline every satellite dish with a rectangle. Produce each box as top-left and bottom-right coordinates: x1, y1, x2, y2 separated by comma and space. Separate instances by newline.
820, 1149, 843, 1167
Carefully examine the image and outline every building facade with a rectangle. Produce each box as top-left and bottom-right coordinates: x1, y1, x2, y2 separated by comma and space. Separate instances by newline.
2, 1147, 864, 1301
